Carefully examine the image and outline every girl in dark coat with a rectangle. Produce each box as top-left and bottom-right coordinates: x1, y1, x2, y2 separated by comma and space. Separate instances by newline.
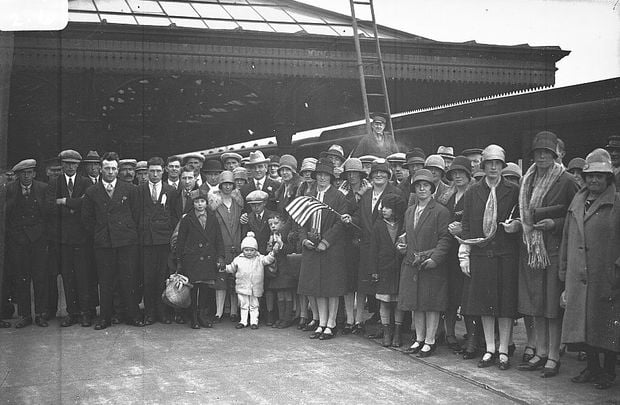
176, 189, 225, 329
369, 193, 406, 347
398, 169, 451, 358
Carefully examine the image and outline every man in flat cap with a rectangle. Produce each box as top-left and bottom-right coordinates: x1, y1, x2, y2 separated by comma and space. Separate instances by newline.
5, 159, 50, 328
221, 152, 242, 172
183, 153, 206, 188
118, 159, 137, 184
461, 148, 483, 172
82, 152, 143, 330
386, 152, 408, 185
82, 150, 101, 185
135, 161, 149, 185
352, 114, 399, 159
46, 150, 94, 327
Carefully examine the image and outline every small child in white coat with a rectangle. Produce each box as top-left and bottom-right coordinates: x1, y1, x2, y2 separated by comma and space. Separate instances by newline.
222, 231, 280, 329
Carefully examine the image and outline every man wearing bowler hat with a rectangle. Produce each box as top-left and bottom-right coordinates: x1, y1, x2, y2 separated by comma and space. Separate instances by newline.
605, 135, 620, 187
82, 152, 143, 330
199, 159, 223, 194
46, 150, 94, 327
353, 114, 399, 159
5, 159, 50, 328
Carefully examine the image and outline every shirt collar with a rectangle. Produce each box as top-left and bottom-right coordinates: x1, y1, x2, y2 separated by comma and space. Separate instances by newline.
64, 173, 75, 183
103, 178, 117, 188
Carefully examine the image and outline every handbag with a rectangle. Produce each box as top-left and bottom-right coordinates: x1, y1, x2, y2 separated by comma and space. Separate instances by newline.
161, 272, 193, 309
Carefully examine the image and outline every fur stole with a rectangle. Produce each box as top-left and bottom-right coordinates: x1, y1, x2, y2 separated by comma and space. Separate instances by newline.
208, 188, 244, 211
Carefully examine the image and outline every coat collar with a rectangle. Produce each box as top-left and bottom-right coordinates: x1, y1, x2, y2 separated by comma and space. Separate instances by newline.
188, 210, 210, 238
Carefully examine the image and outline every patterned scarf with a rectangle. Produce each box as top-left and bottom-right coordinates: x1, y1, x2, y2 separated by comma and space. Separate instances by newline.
455, 179, 498, 246
519, 162, 564, 270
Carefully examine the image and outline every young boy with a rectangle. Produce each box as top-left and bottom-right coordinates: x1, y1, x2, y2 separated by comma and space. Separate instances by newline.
222, 232, 279, 329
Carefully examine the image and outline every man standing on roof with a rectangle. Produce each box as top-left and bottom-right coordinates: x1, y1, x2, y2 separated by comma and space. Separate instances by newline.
352, 114, 399, 159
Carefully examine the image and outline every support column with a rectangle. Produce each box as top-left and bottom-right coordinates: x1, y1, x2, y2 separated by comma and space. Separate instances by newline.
0, 32, 14, 310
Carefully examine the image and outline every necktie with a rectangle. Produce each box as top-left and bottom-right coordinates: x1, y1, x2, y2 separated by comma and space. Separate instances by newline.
256, 180, 261, 190
183, 191, 191, 210
67, 178, 74, 197
105, 183, 114, 198
171, 182, 178, 190
151, 184, 158, 203
198, 213, 206, 229
22, 186, 30, 197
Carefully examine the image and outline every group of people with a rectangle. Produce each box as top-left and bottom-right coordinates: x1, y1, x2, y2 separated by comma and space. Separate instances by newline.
2, 116, 619, 389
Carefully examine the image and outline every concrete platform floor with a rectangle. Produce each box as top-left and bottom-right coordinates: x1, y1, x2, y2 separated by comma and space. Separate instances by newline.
1, 318, 618, 404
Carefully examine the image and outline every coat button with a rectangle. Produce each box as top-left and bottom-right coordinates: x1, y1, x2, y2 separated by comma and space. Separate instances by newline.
199, 243, 203, 247
200, 257, 204, 261
582, 280, 587, 285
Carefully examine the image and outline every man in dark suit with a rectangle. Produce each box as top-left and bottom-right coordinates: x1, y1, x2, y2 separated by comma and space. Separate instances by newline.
82, 152, 143, 330
171, 165, 198, 227
198, 159, 222, 195
82, 150, 101, 185
240, 151, 280, 214
46, 150, 94, 327
137, 157, 175, 325
5, 159, 50, 328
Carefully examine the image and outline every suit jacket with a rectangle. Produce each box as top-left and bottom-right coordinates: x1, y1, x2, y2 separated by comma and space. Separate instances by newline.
170, 186, 198, 227
46, 174, 90, 244
243, 208, 276, 255
137, 182, 175, 246
240, 176, 280, 212
81, 180, 140, 248
5, 180, 48, 243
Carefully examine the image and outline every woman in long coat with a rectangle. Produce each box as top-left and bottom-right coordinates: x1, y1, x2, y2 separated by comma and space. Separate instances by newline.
297, 158, 348, 340
398, 169, 451, 358
208, 171, 244, 323
459, 145, 520, 370
176, 189, 225, 328
516, 131, 579, 377
560, 148, 620, 389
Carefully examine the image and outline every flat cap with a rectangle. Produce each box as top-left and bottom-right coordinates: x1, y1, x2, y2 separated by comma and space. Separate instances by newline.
221, 152, 243, 163
246, 190, 269, 203
135, 161, 148, 171
12, 159, 37, 172
119, 159, 137, 167
183, 153, 205, 163
358, 155, 379, 164
386, 152, 406, 164
58, 149, 82, 163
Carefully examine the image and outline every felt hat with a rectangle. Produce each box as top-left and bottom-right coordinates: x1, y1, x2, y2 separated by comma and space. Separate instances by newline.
567, 157, 586, 172
321, 144, 345, 160
12, 159, 37, 172
386, 152, 406, 164
233, 167, 249, 180
582, 148, 613, 174
268, 155, 280, 167
436, 146, 454, 159
220, 152, 243, 164
405, 148, 426, 166
342, 158, 366, 177
246, 190, 269, 204
312, 157, 335, 179
278, 155, 297, 174
502, 162, 522, 179
246, 151, 270, 166
424, 154, 446, 172
412, 168, 436, 194
531, 131, 559, 157
202, 159, 223, 173
446, 155, 472, 180
241, 231, 258, 250
218, 171, 235, 185
369, 159, 392, 178
82, 150, 101, 163
481, 144, 507, 169
58, 149, 82, 163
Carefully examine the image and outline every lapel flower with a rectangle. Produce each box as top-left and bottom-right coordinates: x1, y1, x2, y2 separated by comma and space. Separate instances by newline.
121, 195, 128, 204
160, 194, 167, 206
267, 186, 272, 192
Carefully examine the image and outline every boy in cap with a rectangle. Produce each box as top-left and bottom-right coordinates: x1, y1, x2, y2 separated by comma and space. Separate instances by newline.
6, 159, 50, 328
46, 150, 94, 327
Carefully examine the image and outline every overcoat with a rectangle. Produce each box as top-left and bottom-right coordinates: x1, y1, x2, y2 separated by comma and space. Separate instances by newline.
170, 185, 198, 227
45, 175, 90, 245
274, 175, 301, 221
460, 178, 520, 317
398, 198, 451, 311
137, 182, 175, 246
267, 225, 299, 290
444, 188, 466, 309
369, 218, 404, 295
342, 187, 363, 292
518, 171, 578, 318
6, 179, 48, 244
176, 210, 225, 284
297, 185, 348, 297
240, 176, 280, 212
81, 180, 140, 248
352, 183, 403, 294
560, 185, 620, 352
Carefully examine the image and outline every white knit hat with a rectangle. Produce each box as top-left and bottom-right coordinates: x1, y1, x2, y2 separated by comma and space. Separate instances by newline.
241, 231, 258, 250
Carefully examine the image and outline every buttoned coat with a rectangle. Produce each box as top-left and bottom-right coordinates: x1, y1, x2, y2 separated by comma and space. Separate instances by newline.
81, 180, 140, 248
398, 199, 451, 311
352, 183, 403, 294
297, 185, 349, 297
240, 176, 280, 212
137, 182, 175, 246
6, 179, 48, 243
560, 185, 620, 352
518, 171, 578, 318
369, 219, 404, 295
176, 210, 225, 283
46, 174, 91, 245
208, 189, 244, 263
